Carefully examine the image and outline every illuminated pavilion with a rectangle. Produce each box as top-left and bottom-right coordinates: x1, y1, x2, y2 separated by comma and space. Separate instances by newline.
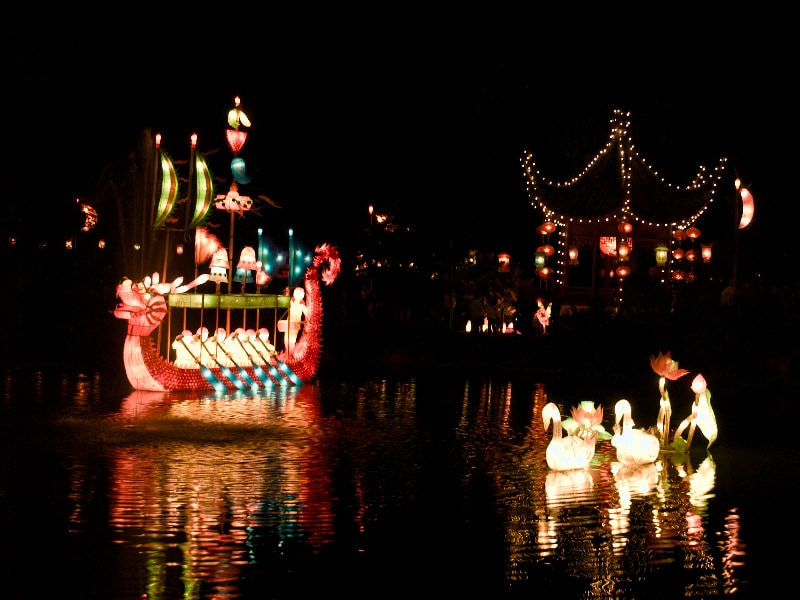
521, 109, 738, 309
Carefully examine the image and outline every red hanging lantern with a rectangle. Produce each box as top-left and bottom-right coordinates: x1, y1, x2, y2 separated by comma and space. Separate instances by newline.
672, 248, 685, 260
536, 222, 556, 237
685, 248, 697, 262
673, 229, 686, 241
686, 226, 701, 240
617, 240, 630, 260
618, 221, 633, 234
616, 264, 631, 279
701, 244, 712, 263
536, 244, 555, 257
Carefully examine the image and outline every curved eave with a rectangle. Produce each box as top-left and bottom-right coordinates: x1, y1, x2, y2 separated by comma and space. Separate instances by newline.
524, 146, 624, 222
523, 134, 729, 227
627, 153, 728, 225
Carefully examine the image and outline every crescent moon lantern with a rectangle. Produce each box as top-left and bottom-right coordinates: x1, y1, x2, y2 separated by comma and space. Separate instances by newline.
738, 187, 754, 229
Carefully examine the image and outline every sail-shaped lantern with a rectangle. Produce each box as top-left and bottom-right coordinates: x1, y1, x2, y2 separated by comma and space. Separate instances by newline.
152, 134, 179, 229
188, 150, 215, 228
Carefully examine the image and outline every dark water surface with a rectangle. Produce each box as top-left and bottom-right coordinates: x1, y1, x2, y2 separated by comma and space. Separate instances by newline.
0, 365, 793, 599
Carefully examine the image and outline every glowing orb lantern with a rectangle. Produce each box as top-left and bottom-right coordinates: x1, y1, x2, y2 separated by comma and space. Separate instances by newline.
686, 227, 701, 240
535, 252, 546, 269
673, 229, 686, 241
685, 248, 697, 262
701, 244, 712, 263
618, 221, 633, 234
672, 248, 685, 260
655, 244, 669, 266
617, 239, 631, 261
568, 246, 579, 265
498, 253, 510, 272
537, 244, 555, 257
616, 264, 631, 279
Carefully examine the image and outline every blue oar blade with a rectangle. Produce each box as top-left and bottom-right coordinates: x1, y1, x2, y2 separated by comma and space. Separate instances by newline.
252, 364, 273, 387
200, 365, 227, 393
220, 366, 246, 390
275, 360, 302, 386
266, 363, 289, 386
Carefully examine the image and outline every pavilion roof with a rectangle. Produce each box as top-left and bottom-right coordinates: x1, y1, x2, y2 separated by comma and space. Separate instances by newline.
521, 110, 730, 229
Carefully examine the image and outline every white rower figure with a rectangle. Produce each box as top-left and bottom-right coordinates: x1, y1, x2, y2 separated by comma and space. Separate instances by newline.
228, 328, 252, 367
280, 286, 308, 357
172, 329, 200, 369
208, 328, 235, 368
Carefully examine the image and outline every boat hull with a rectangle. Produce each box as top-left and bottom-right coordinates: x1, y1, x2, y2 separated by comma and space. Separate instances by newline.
115, 243, 340, 393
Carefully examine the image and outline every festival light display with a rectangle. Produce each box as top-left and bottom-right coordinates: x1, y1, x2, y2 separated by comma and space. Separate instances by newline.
113, 98, 341, 392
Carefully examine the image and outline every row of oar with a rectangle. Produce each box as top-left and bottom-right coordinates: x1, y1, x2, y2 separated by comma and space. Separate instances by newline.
179, 334, 300, 392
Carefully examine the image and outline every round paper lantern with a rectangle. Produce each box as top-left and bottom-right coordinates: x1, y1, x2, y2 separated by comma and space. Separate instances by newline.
673, 229, 686, 241
618, 221, 633, 234
617, 240, 630, 260
686, 227, 701, 240
616, 264, 631, 279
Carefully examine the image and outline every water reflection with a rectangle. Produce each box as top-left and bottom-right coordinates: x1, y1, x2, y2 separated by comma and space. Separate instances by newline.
0, 370, 772, 597
106, 386, 334, 598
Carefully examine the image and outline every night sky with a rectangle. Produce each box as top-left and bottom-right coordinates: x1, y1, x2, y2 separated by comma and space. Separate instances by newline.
4, 8, 796, 281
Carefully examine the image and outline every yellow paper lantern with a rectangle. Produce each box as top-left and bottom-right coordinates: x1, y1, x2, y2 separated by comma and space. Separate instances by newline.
655, 244, 669, 266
